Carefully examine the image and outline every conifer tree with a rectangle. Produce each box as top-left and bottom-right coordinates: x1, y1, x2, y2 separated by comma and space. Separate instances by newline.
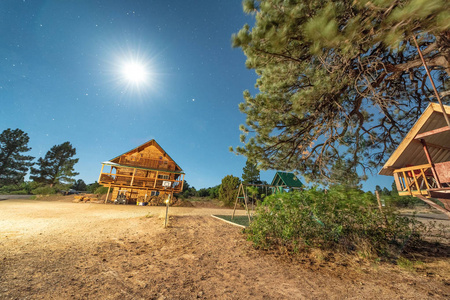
242, 159, 261, 184
232, 0, 450, 183
30, 142, 79, 186
219, 175, 241, 206
0, 128, 34, 185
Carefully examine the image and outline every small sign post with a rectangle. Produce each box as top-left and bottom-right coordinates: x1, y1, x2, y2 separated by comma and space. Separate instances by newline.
164, 194, 171, 228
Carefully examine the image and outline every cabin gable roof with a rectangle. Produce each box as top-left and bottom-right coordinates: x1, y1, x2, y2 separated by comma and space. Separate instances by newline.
110, 139, 183, 172
379, 103, 450, 176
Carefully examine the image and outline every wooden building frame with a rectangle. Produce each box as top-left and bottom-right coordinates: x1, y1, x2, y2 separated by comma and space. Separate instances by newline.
379, 103, 450, 217
98, 140, 185, 205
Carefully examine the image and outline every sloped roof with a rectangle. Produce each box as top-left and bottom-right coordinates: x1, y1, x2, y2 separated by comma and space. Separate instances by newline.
379, 103, 450, 176
271, 172, 303, 188
110, 139, 183, 172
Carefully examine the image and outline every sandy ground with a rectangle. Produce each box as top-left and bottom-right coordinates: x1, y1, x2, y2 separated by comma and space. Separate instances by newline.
0, 198, 449, 299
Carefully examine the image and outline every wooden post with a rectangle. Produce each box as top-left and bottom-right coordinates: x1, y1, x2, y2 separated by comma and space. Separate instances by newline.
232, 184, 243, 219
130, 168, 137, 186
375, 190, 383, 212
98, 164, 105, 183
104, 184, 111, 204
154, 171, 159, 188
164, 194, 170, 228
421, 139, 441, 188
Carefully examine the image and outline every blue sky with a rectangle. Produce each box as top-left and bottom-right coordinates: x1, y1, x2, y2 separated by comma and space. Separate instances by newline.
0, 0, 394, 191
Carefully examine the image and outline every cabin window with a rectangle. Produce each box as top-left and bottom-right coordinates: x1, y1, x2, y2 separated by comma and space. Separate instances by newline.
151, 191, 160, 196
158, 174, 169, 180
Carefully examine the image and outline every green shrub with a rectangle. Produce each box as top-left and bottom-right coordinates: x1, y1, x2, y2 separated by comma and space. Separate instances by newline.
384, 195, 423, 208
9, 190, 29, 195
31, 186, 57, 195
246, 186, 423, 258
94, 186, 109, 194
219, 175, 240, 206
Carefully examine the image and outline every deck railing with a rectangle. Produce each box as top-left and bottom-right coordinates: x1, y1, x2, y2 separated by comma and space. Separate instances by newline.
393, 164, 437, 196
118, 156, 176, 171
99, 171, 183, 193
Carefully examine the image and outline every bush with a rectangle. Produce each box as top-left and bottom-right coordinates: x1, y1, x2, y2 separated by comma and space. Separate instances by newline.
0, 182, 42, 194
219, 175, 240, 206
384, 195, 423, 208
31, 186, 57, 195
246, 186, 423, 258
94, 186, 109, 194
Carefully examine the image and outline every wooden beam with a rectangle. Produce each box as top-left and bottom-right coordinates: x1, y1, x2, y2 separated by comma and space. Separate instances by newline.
415, 126, 450, 140
421, 139, 441, 188
415, 195, 450, 218
130, 168, 137, 186
411, 139, 450, 152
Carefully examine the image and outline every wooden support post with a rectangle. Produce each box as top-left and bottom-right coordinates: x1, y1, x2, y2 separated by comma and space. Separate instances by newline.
375, 190, 383, 212
421, 139, 441, 188
154, 171, 159, 188
393, 173, 402, 192
98, 164, 105, 183
130, 168, 137, 186
104, 184, 111, 204
232, 184, 243, 219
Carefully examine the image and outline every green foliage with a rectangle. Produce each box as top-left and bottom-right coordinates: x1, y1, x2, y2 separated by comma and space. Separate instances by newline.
0, 128, 34, 185
219, 175, 241, 206
72, 179, 87, 191
94, 186, 109, 194
0, 181, 42, 195
208, 185, 220, 199
30, 142, 79, 186
86, 181, 100, 193
247, 186, 423, 258
197, 188, 210, 197
242, 159, 261, 184
31, 186, 57, 195
176, 180, 197, 199
232, 0, 450, 184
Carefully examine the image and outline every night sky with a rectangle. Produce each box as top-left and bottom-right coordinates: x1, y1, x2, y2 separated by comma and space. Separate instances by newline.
0, 0, 393, 191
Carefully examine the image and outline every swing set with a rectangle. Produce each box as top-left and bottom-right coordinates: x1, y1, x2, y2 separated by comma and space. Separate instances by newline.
231, 172, 304, 222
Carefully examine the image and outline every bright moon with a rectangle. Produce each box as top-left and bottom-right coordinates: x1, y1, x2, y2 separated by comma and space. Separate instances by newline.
122, 62, 147, 83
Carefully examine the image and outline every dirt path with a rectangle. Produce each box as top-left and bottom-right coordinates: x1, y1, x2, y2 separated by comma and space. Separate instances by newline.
0, 199, 449, 299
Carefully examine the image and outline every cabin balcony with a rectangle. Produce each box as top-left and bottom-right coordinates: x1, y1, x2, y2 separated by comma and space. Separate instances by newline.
393, 163, 450, 211
118, 156, 176, 171
393, 164, 437, 197
98, 171, 183, 193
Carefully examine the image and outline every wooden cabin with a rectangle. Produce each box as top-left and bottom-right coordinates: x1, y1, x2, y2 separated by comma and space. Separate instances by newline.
379, 103, 450, 216
98, 140, 185, 204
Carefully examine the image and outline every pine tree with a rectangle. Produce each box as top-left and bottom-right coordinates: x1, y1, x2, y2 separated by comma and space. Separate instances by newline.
30, 142, 79, 186
242, 159, 261, 184
232, 0, 450, 184
219, 175, 241, 206
0, 128, 34, 185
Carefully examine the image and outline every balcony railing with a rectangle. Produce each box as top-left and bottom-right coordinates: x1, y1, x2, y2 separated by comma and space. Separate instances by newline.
118, 156, 176, 171
393, 164, 437, 196
99, 172, 183, 193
